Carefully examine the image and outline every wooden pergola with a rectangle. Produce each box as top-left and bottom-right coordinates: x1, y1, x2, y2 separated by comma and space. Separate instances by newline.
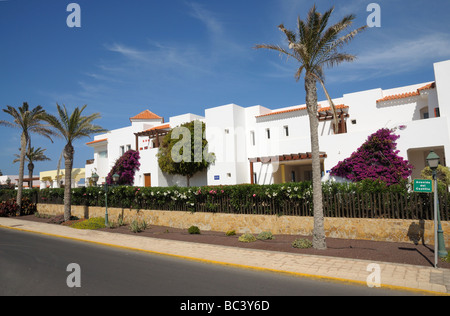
318, 109, 349, 134
134, 124, 171, 150
248, 152, 327, 184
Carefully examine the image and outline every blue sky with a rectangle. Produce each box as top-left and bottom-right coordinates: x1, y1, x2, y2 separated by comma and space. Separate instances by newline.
1, 0, 450, 176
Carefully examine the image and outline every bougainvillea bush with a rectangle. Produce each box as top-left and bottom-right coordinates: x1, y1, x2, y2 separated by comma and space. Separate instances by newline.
106, 150, 141, 185
330, 128, 413, 185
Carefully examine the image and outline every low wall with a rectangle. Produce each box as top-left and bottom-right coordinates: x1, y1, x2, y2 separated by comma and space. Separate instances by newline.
37, 204, 450, 245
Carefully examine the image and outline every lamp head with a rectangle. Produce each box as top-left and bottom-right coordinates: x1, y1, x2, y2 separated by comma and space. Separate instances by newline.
112, 173, 120, 184
426, 151, 440, 170
91, 173, 99, 184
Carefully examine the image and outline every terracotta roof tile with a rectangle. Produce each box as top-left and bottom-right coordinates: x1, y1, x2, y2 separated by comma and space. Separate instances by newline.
377, 82, 435, 103
142, 124, 171, 132
86, 138, 108, 146
130, 109, 162, 121
417, 82, 436, 91
376, 91, 420, 103
256, 104, 348, 118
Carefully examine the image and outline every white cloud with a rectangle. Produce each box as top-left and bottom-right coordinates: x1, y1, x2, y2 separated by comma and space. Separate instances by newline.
326, 32, 450, 82
356, 33, 450, 69
187, 2, 223, 36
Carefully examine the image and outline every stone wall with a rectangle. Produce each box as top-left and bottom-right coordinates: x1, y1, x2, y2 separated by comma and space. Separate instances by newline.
37, 204, 450, 245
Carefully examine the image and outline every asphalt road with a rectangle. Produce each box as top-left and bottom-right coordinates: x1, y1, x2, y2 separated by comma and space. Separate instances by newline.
0, 228, 422, 299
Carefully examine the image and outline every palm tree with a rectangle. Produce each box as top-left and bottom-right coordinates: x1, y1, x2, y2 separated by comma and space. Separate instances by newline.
44, 104, 106, 221
13, 146, 51, 189
255, 5, 366, 249
0, 102, 55, 207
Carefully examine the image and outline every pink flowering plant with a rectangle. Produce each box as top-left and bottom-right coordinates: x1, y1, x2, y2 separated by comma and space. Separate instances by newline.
330, 128, 413, 186
106, 150, 141, 185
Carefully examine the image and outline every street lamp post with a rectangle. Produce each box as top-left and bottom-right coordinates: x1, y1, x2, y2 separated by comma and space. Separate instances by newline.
426, 151, 448, 268
104, 173, 120, 227
90, 173, 120, 226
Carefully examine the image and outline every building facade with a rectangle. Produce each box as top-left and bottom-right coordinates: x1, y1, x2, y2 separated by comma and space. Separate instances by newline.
85, 59, 450, 187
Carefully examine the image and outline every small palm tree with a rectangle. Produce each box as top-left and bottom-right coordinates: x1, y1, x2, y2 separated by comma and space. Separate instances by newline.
13, 146, 51, 189
45, 104, 106, 221
255, 5, 366, 249
0, 102, 55, 207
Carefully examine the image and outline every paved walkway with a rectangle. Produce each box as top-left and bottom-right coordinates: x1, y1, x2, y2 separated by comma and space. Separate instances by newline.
1, 217, 449, 295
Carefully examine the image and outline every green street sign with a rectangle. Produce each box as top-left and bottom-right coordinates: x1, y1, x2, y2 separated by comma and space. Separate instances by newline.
413, 179, 433, 193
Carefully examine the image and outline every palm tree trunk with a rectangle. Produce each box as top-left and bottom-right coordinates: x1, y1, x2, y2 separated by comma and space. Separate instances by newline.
28, 162, 34, 189
305, 74, 327, 250
16, 132, 27, 210
63, 143, 74, 221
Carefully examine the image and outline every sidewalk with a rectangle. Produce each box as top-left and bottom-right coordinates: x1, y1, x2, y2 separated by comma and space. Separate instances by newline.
1, 217, 449, 295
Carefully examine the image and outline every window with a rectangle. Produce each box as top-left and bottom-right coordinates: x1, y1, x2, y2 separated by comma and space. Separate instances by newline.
224, 129, 230, 134
420, 106, 429, 119
126, 144, 131, 151
120, 146, 125, 155
435, 108, 440, 118
284, 126, 289, 137
266, 128, 270, 139
291, 171, 296, 182
250, 131, 255, 146
98, 151, 108, 159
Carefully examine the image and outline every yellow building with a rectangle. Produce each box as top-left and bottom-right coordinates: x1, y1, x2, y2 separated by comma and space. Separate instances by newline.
39, 168, 85, 189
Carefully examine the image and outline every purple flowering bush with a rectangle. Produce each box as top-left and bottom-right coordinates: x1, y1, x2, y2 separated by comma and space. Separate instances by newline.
330, 128, 413, 185
106, 150, 141, 185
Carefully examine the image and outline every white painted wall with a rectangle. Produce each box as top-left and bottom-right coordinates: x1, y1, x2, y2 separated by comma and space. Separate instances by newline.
85, 59, 450, 187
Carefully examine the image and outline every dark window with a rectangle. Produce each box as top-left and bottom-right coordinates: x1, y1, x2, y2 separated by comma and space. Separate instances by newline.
435, 108, 440, 117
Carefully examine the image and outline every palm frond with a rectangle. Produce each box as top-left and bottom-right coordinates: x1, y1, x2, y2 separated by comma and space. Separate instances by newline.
255, 4, 365, 87
45, 104, 106, 145
254, 44, 298, 61
278, 24, 296, 44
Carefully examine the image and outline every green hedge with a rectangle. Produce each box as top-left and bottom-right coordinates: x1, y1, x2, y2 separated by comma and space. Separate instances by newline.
0, 179, 447, 220
0, 179, 420, 209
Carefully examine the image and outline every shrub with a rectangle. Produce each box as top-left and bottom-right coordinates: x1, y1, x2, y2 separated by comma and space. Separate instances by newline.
70, 217, 105, 230
107, 150, 141, 185
0, 199, 19, 217
188, 225, 201, 234
226, 230, 236, 236
129, 219, 147, 233
256, 231, 275, 240
292, 238, 313, 249
330, 128, 413, 185
109, 214, 125, 229
238, 233, 257, 243
20, 197, 37, 216
443, 252, 450, 263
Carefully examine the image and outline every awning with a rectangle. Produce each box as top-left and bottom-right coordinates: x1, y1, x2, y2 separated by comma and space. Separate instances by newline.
249, 152, 327, 163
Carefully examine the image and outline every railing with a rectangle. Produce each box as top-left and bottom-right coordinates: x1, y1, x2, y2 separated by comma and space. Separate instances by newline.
2, 189, 449, 221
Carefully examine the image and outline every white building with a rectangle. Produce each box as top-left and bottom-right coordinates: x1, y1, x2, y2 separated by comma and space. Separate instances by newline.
85, 59, 450, 187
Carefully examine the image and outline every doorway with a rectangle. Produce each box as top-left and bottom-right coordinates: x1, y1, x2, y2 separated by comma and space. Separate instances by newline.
144, 173, 151, 187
